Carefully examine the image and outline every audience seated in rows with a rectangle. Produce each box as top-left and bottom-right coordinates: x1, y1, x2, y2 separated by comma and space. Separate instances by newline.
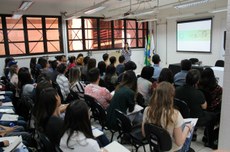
175, 69, 217, 149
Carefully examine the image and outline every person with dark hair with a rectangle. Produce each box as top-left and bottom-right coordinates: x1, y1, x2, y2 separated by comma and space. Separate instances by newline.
87, 58, 97, 72
60, 100, 107, 152
55, 55, 66, 65
152, 54, 162, 80
158, 68, 174, 84
97, 61, 106, 80
18, 67, 35, 98
116, 55, 125, 75
81, 56, 90, 80
85, 68, 112, 109
30, 57, 37, 79
4, 57, 15, 79
102, 53, 109, 66
109, 56, 116, 66
34, 87, 64, 146
121, 42, 131, 63
56, 63, 70, 101
104, 65, 118, 92
106, 70, 137, 129
76, 53, 84, 66
199, 68, 222, 113
142, 82, 192, 151
174, 59, 192, 87
49, 60, 59, 82
137, 66, 154, 105
40, 58, 53, 81
68, 56, 76, 70
175, 69, 217, 149
69, 67, 85, 101
117, 60, 137, 83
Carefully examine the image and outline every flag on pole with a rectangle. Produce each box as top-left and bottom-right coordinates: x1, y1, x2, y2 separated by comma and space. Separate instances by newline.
150, 34, 155, 55
144, 34, 151, 66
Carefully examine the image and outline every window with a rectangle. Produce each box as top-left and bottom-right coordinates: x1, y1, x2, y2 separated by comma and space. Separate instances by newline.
84, 18, 98, 50
67, 19, 83, 51
126, 20, 137, 48
99, 20, 112, 49
6, 17, 26, 55
0, 15, 63, 56
113, 20, 125, 49
0, 17, 5, 55
138, 22, 148, 47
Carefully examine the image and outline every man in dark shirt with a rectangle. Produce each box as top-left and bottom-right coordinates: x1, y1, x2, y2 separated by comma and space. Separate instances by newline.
175, 69, 217, 149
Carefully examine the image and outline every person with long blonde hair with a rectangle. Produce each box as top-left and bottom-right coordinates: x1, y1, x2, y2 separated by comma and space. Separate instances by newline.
142, 82, 192, 151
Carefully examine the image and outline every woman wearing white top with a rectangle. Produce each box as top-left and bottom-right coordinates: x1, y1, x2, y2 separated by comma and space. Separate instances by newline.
60, 100, 107, 152
142, 82, 192, 151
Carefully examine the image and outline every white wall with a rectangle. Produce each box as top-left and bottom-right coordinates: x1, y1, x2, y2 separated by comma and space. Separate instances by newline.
0, 48, 145, 76
156, 12, 227, 68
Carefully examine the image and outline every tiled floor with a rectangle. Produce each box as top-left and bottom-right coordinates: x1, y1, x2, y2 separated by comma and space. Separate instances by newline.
92, 121, 213, 152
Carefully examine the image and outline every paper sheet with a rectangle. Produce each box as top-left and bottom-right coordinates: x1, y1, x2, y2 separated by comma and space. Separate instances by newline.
1, 114, 19, 121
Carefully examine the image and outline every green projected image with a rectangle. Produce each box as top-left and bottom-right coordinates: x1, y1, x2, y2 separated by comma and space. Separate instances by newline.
178, 30, 211, 41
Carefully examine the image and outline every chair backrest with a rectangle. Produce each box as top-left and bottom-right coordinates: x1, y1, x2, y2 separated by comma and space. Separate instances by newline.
35, 131, 62, 152
65, 89, 79, 103
144, 123, 172, 152
174, 98, 190, 118
115, 109, 132, 133
84, 94, 107, 129
136, 92, 146, 108
215, 60, 224, 67
189, 58, 199, 64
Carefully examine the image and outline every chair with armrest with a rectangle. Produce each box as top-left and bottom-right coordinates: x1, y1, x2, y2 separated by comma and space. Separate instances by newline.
174, 98, 190, 118
115, 109, 147, 152
34, 130, 62, 152
84, 94, 117, 141
144, 123, 172, 152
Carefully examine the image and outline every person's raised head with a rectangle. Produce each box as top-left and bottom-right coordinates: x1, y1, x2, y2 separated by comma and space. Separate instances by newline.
119, 55, 125, 64
124, 61, 137, 71
118, 70, 137, 92
18, 67, 33, 88
87, 58, 96, 71
152, 54, 161, 64
57, 63, 67, 74
88, 68, 100, 83
39, 58, 48, 69
186, 69, 200, 86
158, 68, 173, 84
109, 56, 116, 65
148, 81, 175, 127
68, 56, 76, 64
83, 56, 90, 65
63, 100, 94, 147
69, 66, 81, 85
181, 59, 192, 71
106, 64, 116, 75
140, 66, 154, 80
200, 67, 217, 88
97, 61, 106, 75
102, 53, 109, 61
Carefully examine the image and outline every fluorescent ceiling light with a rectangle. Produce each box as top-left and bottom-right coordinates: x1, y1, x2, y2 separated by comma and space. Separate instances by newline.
132, 10, 155, 17
209, 8, 227, 13
166, 13, 194, 19
12, 11, 23, 19
18, 1, 33, 11
174, 0, 209, 9
84, 6, 105, 15
137, 18, 157, 22
64, 15, 80, 20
